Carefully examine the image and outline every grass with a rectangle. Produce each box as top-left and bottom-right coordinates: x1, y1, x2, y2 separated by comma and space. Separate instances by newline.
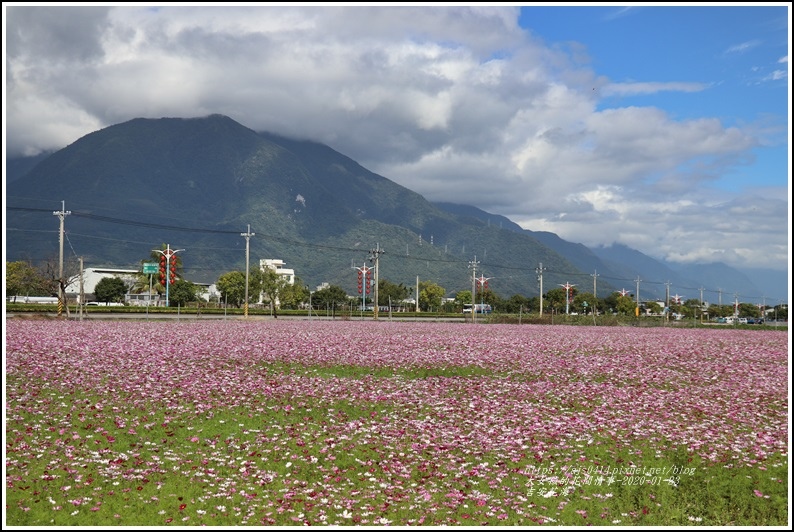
6, 378, 788, 527
5, 320, 789, 526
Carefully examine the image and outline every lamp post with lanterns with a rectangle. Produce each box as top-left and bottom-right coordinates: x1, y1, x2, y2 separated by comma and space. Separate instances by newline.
354, 264, 373, 316
153, 244, 184, 307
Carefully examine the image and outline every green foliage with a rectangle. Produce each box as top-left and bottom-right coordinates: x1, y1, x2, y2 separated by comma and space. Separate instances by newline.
311, 284, 349, 311
168, 279, 198, 307
260, 267, 289, 317
545, 287, 571, 313
418, 280, 445, 311
645, 300, 662, 315
94, 277, 127, 303
377, 278, 410, 307
278, 276, 309, 310
454, 289, 473, 306
5, 260, 51, 297
216, 271, 246, 307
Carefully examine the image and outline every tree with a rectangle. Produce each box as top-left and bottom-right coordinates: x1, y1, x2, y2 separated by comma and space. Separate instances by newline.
454, 290, 473, 307
312, 285, 349, 315
168, 279, 198, 307
216, 271, 246, 307
544, 287, 568, 314
377, 279, 410, 307
418, 280, 445, 311
645, 301, 662, 315
573, 292, 599, 315
38, 255, 79, 299
279, 276, 309, 310
737, 302, 761, 319
94, 277, 127, 304
682, 298, 702, 319
6, 261, 49, 300
260, 268, 289, 317
475, 287, 500, 308
614, 293, 636, 315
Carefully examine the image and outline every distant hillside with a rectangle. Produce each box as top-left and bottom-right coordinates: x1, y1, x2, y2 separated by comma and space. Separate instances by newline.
5, 115, 587, 297
5, 151, 53, 183
6, 114, 780, 302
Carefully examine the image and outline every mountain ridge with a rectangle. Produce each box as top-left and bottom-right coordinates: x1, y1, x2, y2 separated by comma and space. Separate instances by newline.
5, 114, 784, 303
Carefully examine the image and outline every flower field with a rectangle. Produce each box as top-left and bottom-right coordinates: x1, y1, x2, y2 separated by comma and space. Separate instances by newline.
4, 319, 789, 526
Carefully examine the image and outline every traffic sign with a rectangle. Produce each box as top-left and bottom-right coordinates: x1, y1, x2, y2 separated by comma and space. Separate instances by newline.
143, 262, 158, 274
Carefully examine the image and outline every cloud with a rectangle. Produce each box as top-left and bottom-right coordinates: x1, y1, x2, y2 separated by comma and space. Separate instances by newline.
3, 5, 788, 272
762, 70, 787, 81
725, 40, 761, 54
600, 81, 709, 97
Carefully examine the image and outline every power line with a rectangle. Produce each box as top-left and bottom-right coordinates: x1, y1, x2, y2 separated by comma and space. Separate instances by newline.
6, 206, 781, 304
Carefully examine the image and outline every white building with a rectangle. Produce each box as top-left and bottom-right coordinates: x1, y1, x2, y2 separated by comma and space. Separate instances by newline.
259, 259, 295, 308
260, 259, 295, 285
64, 266, 219, 305
65, 267, 139, 303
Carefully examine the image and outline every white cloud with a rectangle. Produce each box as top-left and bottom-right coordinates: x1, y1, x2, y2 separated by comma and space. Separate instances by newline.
3, 5, 789, 272
600, 81, 708, 97
725, 40, 761, 54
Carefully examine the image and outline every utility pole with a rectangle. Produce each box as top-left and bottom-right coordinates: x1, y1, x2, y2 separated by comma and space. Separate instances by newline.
536, 262, 546, 316
591, 269, 599, 315
369, 243, 384, 320
416, 275, 419, 312
635, 276, 642, 317
699, 286, 705, 323
469, 256, 479, 323
665, 281, 671, 323
79, 256, 84, 321
53, 201, 71, 317
241, 225, 255, 317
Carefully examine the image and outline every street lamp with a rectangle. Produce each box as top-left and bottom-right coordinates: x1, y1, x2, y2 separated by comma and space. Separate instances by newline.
559, 282, 576, 315
476, 274, 492, 316
152, 244, 184, 307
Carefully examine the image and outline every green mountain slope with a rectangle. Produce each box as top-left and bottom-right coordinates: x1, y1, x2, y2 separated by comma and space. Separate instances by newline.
6, 114, 599, 297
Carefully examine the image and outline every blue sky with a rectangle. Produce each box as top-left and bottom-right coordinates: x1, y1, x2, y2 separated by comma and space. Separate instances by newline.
519, 5, 789, 194
3, 3, 791, 276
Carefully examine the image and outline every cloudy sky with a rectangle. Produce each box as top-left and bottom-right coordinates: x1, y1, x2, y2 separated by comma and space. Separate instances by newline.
4, 3, 791, 273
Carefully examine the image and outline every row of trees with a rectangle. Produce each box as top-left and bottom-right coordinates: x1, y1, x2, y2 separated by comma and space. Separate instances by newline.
6, 256, 788, 321
211, 269, 787, 321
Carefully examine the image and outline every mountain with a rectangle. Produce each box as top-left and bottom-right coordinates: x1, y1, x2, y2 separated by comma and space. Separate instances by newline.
5, 151, 53, 184
432, 202, 782, 303
591, 244, 772, 305
5, 114, 593, 298
6, 114, 783, 304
